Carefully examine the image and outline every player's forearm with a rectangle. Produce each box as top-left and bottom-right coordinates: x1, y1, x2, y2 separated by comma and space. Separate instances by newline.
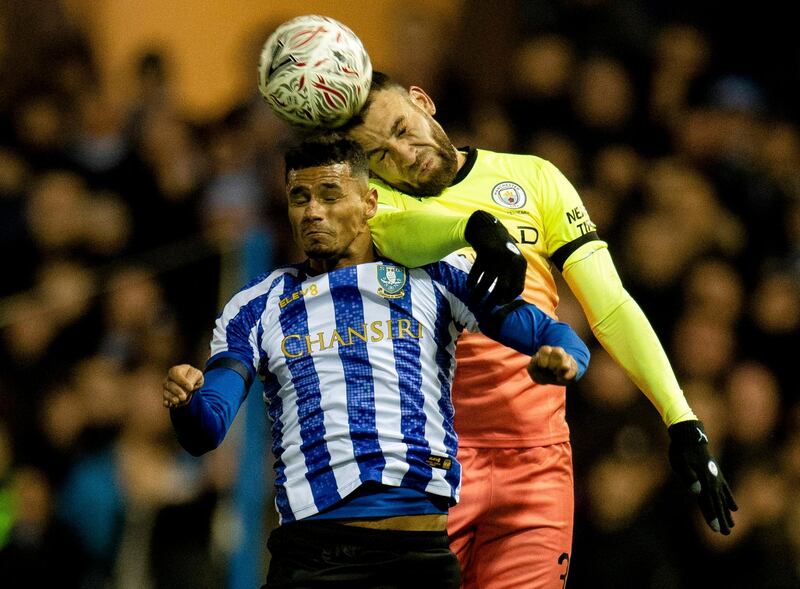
368, 209, 469, 267
563, 248, 695, 425
170, 367, 247, 455
490, 302, 590, 379
591, 299, 695, 424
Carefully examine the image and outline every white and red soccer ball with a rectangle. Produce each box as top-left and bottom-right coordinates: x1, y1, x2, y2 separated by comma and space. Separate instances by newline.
258, 15, 373, 128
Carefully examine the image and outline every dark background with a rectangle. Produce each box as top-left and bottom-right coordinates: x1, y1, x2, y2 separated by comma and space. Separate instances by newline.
1, 1, 799, 587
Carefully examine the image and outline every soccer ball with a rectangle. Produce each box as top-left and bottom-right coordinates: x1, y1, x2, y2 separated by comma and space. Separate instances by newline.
258, 15, 373, 128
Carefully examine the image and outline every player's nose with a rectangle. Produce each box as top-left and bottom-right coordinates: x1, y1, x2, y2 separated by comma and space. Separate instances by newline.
302, 197, 325, 219
391, 141, 416, 168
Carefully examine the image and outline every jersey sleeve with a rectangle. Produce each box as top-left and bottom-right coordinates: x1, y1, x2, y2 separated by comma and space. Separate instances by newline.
367, 181, 471, 267
489, 302, 589, 379
534, 158, 606, 271
563, 247, 695, 425
206, 277, 274, 386
170, 366, 249, 455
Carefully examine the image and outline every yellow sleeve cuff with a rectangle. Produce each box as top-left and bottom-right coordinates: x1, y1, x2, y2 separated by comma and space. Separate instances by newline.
368, 209, 470, 267
562, 246, 696, 426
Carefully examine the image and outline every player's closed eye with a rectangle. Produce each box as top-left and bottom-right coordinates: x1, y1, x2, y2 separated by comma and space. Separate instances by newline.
289, 193, 310, 206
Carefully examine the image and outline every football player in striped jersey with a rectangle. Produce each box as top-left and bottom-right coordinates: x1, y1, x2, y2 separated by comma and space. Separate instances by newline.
164, 135, 589, 588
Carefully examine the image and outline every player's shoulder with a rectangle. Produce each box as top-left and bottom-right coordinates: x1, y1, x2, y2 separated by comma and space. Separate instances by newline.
475, 147, 559, 176
416, 252, 471, 282
230, 264, 302, 302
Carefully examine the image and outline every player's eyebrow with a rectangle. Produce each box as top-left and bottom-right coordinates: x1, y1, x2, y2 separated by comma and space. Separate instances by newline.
288, 184, 310, 196
289, 181, 342, 194
366, 116, 406, 159
389, 115, 406, 137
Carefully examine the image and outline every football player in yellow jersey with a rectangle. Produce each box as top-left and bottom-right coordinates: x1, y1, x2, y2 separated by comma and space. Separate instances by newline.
346, 72, 737, 589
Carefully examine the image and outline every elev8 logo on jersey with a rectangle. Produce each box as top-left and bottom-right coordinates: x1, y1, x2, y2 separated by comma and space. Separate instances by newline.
279, 283, 319, 308
491, 181, 527, 209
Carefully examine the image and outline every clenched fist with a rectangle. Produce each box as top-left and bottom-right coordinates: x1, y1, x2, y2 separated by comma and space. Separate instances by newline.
163, 364, 204, 409
527, 345, 579, 385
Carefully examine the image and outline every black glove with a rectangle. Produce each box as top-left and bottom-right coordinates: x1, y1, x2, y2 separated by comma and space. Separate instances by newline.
464, 210, 526, 308
668, 420, 738, 534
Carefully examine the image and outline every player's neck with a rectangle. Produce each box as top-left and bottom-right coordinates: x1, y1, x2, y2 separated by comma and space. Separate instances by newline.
455, 149, 467, 171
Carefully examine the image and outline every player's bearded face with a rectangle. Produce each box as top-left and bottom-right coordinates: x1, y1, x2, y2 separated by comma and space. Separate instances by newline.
349, 90, 458, 197
414, 119, 459, 196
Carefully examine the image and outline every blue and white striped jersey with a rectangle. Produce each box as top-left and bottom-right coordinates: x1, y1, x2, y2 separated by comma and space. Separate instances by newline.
209, 254, 479, 522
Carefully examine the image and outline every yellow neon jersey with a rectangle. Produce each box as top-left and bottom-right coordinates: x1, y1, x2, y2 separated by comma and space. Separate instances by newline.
370, 147, 693, 443
371, 148, 606, 445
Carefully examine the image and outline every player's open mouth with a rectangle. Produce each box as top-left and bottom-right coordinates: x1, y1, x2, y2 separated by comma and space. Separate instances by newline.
417, 156, 433, 177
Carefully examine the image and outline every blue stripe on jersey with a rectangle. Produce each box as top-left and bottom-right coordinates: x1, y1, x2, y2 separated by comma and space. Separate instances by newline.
423, 260, 476, 314
221, 293, 270, 382
387, 276, 433, 491
431, 283, 461, 499
255, 320, 266, 376
278, 273, 340, 512
263, 370, 292, 522
328, 267, 386, 482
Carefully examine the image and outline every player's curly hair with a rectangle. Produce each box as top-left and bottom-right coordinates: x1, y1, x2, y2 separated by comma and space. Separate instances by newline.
283, 134, 369, 180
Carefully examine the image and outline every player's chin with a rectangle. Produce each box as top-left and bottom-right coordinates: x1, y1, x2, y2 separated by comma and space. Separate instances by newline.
413, 168, 456, 197
406, 178, 450, 197
304, 244, 338, 259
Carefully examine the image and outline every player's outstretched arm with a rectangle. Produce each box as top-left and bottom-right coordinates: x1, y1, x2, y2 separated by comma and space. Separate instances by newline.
479, 300, 590, 382
433, 251, 587, 375
562, 245, 737, 534
164, 363, 249, 456
368, 208, 471, 267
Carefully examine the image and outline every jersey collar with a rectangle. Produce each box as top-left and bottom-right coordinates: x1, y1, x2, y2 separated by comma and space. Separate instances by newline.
451, 147, 477, 187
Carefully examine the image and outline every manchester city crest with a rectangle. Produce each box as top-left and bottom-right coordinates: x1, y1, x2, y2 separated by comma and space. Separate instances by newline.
377, 264, 406, 298
491, 181, 527, 209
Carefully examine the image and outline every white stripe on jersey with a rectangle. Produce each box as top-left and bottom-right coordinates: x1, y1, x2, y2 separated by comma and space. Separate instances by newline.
407, 267, 457, 497
431, 254, 481, 335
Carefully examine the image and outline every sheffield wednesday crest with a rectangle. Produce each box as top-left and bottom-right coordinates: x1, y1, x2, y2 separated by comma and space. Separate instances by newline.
377, 264, 406, 298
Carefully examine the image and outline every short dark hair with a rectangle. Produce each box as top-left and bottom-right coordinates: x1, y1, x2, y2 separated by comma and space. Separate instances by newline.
340, 71, 405, 132
368, 71, 405, 94
284, 134, 369, 180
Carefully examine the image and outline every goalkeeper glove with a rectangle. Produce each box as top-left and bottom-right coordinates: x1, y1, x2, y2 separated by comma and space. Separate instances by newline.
668, 420, 738, 534
464, 210, 526, 308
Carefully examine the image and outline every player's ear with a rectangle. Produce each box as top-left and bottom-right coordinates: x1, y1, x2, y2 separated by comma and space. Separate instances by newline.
364, 187, 378, 219
408, 86, 436, 116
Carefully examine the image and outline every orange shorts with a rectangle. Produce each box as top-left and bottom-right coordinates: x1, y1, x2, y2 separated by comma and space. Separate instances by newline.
448, 443, 574, 589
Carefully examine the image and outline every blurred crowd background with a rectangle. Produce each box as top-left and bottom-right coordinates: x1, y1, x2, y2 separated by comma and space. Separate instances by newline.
1, 1, 800, 587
